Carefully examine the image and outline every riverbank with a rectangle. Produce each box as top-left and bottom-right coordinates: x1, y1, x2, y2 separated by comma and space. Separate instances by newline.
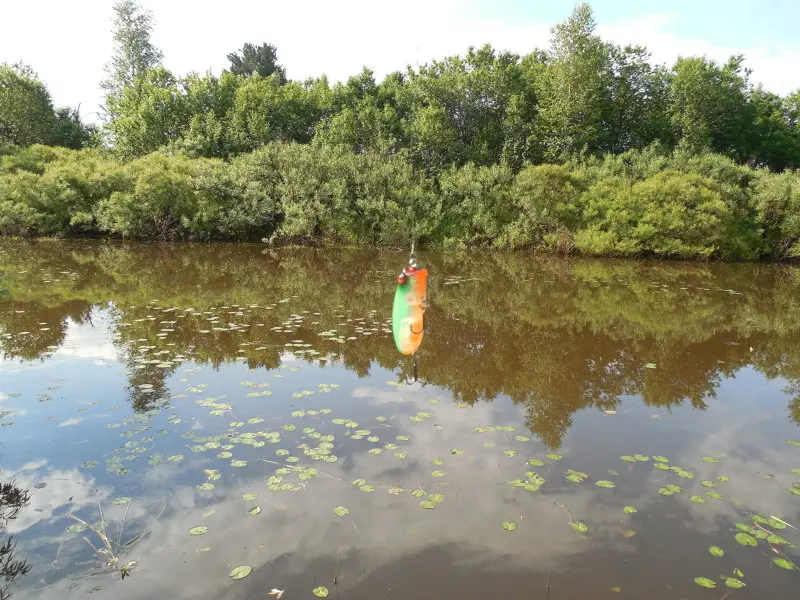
1, 143, 798, 260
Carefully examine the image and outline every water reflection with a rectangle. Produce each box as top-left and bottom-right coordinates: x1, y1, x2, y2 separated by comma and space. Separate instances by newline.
0, 241, 799, 600
2, 241, 800, 448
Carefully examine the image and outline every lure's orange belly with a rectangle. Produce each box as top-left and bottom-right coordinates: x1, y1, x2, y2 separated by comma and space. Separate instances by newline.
392, 269, 427, 355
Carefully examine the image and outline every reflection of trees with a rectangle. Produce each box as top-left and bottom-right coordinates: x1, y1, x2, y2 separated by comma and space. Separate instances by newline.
1, 241, 800, 446
0, 481, 32, 600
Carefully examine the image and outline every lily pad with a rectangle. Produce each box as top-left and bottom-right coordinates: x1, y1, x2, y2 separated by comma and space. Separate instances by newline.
702, 457, 719, 463
690, 495, 707, 504
431, 470, 445, 478
620, 456, 637, 462
653, 456, 668, 463
360, 485, 376, 492
196, 483, 215, 491
429, 493, 444, 503
410, 489, 425, 498
242, 493, 258, 502
735, 533, 758, 546
188, 526, 208, 535
709, 546, 725, 557
570, 521, 588, 533
352, 478, 367, 487
67, 523, 88, 533
623, 506, 637, 514
112, 497, 132, 505
229, 566, 251, 580
313, 587, 329, 598
724, 578, 745, 589
333, 506, 349, 517
503, 450, 518, 457
249, 506, 261, 516
502, 521, 517, 531
168, 454, 184, 462
788, 440, 800, 447
700, 480, 716, 488
231, 460, 247, 467
767, 518, 787, 530
595, 480, 615, 489
527, 459, 544, 466
546, 453, 563, 461
694, 577, 716, 589
419, 501, 436, 509
773, 558, 795, 570
706, 492, 723, 499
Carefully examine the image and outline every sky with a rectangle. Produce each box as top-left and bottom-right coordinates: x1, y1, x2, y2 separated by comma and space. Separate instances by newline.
1, 0, 799, 121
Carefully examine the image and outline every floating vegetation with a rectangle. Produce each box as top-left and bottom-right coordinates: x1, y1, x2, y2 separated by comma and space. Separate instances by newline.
502, 521, 517, 531
570, 521, 589, 533
229, 566, 251, 580
188, 526, 208, 535
566, 470, 588, 483
595, 480, 615, 489
623, 506, 637, 514
735, 533, 758, 546
333, 506, 349, 517
313, 587, 329, 598
546, 453, 563, 461
709, 546, 725, 557
694, 577, 716, 588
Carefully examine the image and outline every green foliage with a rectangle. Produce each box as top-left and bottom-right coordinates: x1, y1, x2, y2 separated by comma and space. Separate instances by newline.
101, 0, 163, 114
752, 170, 800, 259
226, 42, 286, 83
575, 170, 732, 258
0, 143, 796, 259
0, 64, 56, 147
507, 164, 585, 249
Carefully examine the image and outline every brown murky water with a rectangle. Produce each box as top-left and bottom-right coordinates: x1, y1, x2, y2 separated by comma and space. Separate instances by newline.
1, 240, 799, 600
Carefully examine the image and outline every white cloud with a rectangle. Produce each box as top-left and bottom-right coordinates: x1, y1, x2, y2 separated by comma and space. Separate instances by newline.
57, 417, 84, 428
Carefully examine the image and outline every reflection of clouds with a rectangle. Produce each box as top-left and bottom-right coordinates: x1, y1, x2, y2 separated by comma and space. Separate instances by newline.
10, 383, 800, 600
6, 460, 112, 535
12, 388, 629, 600
51, 320, 117, 362
57, 417, 84, 428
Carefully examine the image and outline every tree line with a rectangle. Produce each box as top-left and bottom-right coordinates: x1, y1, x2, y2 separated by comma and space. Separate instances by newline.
0, 1, 798, 258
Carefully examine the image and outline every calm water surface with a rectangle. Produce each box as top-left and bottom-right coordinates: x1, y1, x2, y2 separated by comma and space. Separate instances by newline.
1, 241, 799, 600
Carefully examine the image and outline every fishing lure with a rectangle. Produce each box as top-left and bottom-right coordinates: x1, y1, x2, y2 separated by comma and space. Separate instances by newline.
392, 255, 428, 356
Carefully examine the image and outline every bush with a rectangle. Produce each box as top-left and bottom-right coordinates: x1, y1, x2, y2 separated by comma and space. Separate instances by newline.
574, 170, 731, 258
752, 170, 800, 259
506, 163, 585, 249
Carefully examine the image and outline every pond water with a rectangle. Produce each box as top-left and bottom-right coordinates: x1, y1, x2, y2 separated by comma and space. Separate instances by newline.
1, 240, 799, 600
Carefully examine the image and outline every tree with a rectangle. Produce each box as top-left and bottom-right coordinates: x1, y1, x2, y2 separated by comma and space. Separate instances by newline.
227, 43, 286, 83
105, 67, 191, 159
0, 63, 55, 146
601, 45, 672, 154
51, 107, 98, 149
668, 55, 752, 160
101, 0, 163, 117
538, 4, 612, 160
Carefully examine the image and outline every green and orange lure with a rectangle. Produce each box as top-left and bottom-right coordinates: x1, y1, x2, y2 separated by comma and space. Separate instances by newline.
392, 257, 428, 356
